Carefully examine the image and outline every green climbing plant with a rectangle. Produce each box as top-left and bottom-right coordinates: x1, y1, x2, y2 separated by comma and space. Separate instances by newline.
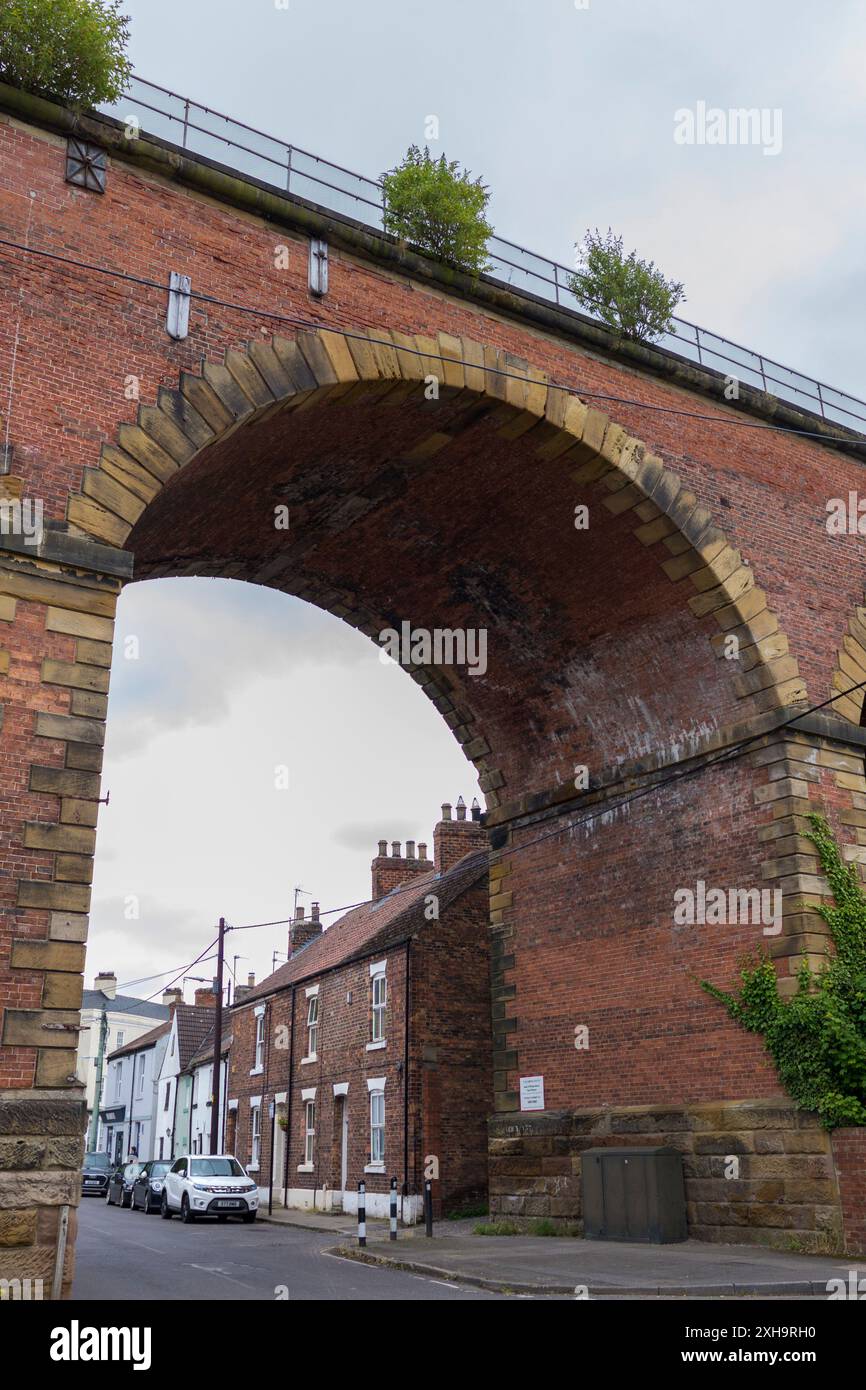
701, 813, 866, 1128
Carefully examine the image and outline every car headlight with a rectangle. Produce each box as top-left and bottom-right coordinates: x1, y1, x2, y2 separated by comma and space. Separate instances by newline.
192, 1183, 209, 1191
151, 1182, 162, 1192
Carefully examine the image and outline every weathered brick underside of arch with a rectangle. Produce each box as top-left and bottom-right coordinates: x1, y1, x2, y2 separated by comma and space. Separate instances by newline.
66, 325, 808, 791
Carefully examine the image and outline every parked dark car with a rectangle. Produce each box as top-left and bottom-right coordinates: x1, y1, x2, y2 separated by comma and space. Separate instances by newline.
131, 1160, 172, 1213
81, 1152, 112, 1197
106, 1160, 144, 1208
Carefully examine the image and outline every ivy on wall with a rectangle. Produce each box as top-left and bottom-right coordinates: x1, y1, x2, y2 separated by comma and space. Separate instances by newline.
702, 814, 866, 1128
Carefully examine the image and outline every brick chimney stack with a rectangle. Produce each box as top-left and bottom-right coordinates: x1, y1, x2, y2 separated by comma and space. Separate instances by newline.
194, 987, 217, 1008
434, 796, 487, 873
162, 987, 183, 1011
371, 836, 433, 901
233, 972, 257, 1004
288, 900, 323, 955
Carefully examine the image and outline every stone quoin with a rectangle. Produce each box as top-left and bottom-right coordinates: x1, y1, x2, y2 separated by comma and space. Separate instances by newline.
1, 80, 866, 1293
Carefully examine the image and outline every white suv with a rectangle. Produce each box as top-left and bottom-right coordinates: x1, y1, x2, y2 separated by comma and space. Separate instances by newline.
160, 1155, 259, 1224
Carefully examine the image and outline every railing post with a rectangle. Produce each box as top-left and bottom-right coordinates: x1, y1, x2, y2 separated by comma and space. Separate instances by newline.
390, 1176, 397, 1241
181, 98, 190, 149
358, 1180, 366, 1247
817, 382, 826, 419
759, 355, 768, 394
286, 146, 293, 193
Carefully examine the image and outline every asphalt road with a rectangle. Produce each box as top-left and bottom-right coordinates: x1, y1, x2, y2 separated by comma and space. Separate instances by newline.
72, 1195, 505, 1302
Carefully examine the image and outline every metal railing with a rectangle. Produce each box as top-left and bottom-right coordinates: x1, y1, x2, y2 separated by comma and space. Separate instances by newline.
99, 76, 866, 433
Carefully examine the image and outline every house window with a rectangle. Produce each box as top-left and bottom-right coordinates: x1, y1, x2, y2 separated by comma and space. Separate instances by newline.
158, 1137, 164, 1160
370, 1091, 385, 1164
371, 973, 386, 1042
251, 1105, 262, 1169
163, 1082, 170, 1111
254, 1011, 265, 1071
304, 1100, 316, 1166
116, 1032, 124, 1049
136, 1059, 145, 1097
113, 1062, 122, 1099
306, 994, 319, 1058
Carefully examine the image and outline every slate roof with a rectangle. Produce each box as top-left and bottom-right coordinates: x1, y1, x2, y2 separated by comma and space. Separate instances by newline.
107, 1019, 171, 1061
175, 1005, 221, 1070
81, 990, 169, 1022
236, 848, 488, 1007
186, 1011, 233, 1071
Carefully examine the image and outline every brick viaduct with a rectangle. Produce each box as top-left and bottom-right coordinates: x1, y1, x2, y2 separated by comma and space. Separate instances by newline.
1, 81, 865, 1291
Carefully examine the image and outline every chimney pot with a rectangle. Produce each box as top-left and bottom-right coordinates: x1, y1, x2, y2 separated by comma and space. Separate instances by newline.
391, 841, 401, 858
312, 901, 320, 922
418, 842, 428, 860
456, 796, 467, 821
441, 803, 452, 821
296, 905, 305, 921
378, 839, 388, 857
406, 840, 416, 859
471, 797, 482, 821
247, 972, 255, 987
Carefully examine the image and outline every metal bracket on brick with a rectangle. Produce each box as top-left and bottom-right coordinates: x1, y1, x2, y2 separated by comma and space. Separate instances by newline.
166, 271, 192, 341
309, 238, 329, 297
65, 138, 107, 193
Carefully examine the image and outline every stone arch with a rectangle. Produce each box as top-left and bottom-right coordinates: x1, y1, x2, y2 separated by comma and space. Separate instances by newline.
829, 594, 866, 728
64, 325, 807, 810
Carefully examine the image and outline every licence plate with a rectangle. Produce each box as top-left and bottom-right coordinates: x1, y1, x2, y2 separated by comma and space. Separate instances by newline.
215, 1199, 241, 1208
85, 1179, 99, 1185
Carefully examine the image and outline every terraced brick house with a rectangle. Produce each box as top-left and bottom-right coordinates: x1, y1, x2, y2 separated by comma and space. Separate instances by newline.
227, 799, 492, 1221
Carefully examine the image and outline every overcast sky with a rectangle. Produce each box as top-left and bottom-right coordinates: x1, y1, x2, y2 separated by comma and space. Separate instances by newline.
90, 0, 866, 1004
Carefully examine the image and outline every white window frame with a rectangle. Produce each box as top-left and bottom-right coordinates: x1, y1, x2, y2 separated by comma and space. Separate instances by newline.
135, 1056, 145, 1097
298, 1087, 316, 1172
249, 1097, 262, 1171
369, 965, 387, 1048
365, 1077, 386, 1173
251, 1005, 266, 1075
303, 986, 319, 1063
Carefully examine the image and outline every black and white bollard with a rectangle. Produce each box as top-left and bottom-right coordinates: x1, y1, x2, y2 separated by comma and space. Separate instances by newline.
424, 1178, 433, 1238
390, 1177, 398, 1241
358, 1181, 366, 1248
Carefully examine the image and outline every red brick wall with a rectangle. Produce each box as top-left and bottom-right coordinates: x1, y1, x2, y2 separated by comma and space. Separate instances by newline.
2, 102, 866, 1260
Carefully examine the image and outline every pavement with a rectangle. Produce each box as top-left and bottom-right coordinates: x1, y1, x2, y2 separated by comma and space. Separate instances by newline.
313, 1217, 866, 1298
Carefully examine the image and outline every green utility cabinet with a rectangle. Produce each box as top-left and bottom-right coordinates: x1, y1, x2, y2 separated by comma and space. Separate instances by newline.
581, 1146, 687, 1243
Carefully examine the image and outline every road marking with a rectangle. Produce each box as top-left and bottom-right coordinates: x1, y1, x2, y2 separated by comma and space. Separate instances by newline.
186, 1263, 255, 1290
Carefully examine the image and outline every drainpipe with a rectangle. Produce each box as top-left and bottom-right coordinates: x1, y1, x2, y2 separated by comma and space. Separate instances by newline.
282, 986, 295, 1208
403, 938, 411, 1223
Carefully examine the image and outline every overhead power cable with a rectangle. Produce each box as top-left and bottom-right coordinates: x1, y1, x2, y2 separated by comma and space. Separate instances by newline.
223, 674, 866, 933
0, 236, 863, 447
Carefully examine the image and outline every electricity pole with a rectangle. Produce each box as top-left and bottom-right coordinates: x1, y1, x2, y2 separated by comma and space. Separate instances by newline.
209, 917, 226, 1155
87, 1008, 108, 1152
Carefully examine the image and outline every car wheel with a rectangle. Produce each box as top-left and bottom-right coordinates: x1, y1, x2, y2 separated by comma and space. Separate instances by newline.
180, 1194, 195, 1224
242, 1212, 256, 1224
105, 1188, 112, 1206
160, 1191, 172, 1220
